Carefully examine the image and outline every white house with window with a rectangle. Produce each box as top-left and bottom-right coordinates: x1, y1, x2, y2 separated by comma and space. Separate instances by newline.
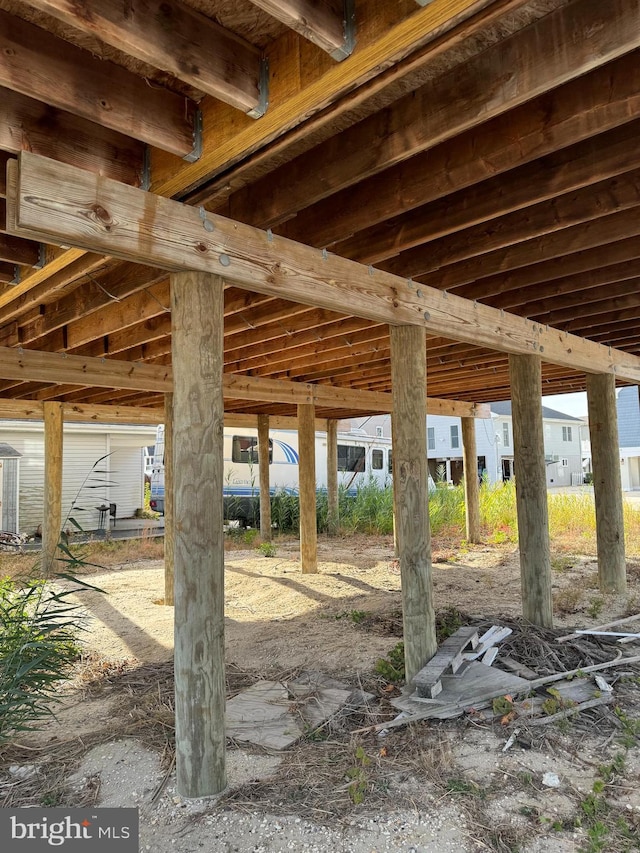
350, 402, 584, 488
489, 402, 584, 486
616, 386, 640, 490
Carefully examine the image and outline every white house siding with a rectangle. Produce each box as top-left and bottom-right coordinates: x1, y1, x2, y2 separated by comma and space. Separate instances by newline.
542, 420, 583, 487
108, 436, 147, 519
0, 421, 156, 534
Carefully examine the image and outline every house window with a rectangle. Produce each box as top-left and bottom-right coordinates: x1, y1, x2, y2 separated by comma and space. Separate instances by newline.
450, 425, 460, 449
562, 426, 573, 442
372, 449, 383, 470
427, 427, 435, 450
561, 458, 569, 467
232, 435, 272, 464
503, 422, 510, 447
337, 444, 366, 472
388, 450, 393, 474
376, 425, 384, 438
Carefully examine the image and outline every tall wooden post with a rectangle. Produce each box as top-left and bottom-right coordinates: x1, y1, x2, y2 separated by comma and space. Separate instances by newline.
42, 401, 63, 577
298, 403, 318, 573
327, 418, 339, 536
509, 354, 553, 627
171, 271, 226, 797
586, 372, 626, 593
461, 417, 481, 544
257, 414, 271, 541
163, 392, 175, 606
390, 325, 436, 682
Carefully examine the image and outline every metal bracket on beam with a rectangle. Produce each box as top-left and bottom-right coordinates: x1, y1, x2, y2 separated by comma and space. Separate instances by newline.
247, 58, 269, 119
415, 0, 437, 6
331, 0, 356, 61
34, 244, 46, 270
11, 266, 20, 285
183, 109, 203, 163
141, 146, 152, 191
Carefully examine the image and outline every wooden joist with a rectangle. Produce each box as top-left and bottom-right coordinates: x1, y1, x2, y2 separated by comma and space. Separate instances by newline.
11, 152, 640, 384
0, 87, 144, 187
248, 0, 353, 59
280, 51, 640, 249
0, 233, 40, 267
230, 0, 640, 230
413, 627, 480, 698
0, 342, 490, 417
0, 11, 198, 157
23, 0, 266, 116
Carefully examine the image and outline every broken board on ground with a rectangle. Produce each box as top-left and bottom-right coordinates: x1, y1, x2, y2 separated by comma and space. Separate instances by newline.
226, 672, 373, 749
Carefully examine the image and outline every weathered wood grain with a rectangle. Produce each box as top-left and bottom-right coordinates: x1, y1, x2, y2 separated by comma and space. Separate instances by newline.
298, 402, 318, 573
586, 373, 627, 594
12, 151, 640, 383
171, 270, 226, 797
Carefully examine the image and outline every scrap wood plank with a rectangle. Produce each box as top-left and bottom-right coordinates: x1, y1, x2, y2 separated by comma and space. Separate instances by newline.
526, 653, 640, 689
527, 696, 613, 727
462, 625, 512, 661
413, 626, 479, 698
557, 613, 640, 642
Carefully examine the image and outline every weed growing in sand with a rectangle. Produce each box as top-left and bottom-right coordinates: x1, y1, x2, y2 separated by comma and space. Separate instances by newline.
374, 641, 405, 682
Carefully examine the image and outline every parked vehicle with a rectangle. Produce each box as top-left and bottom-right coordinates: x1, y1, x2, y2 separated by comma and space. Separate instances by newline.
148, 425, 395, 524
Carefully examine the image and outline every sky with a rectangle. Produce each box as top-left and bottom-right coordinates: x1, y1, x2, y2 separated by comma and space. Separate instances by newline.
541, 392, 588, 419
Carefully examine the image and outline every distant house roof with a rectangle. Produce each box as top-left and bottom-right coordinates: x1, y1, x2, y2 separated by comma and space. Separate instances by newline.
490, 401, 583, 422
0, 443, 22, 458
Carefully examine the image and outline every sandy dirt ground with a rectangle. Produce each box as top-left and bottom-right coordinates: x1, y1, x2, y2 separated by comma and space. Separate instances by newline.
2, 535, 640, 852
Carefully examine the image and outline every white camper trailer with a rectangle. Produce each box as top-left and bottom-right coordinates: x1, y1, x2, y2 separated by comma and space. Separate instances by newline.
149, 425, 395, 524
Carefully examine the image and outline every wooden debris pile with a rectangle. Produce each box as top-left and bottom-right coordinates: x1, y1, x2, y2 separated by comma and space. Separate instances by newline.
387, 617, 640, 731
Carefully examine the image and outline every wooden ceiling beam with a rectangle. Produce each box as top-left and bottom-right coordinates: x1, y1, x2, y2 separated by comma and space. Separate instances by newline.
227, 326, 389, 375
335, 122, 640, 264
0, 398, 160, 425
0, 11, 198, 157
419, 207, 640, 294
0, 263, 14, 283
229, 0, 640, 230
456, 237, 640, 303
248, 0, 352, 59
0, 340, 490, 416
0, 153, 11, 197
0, 234, 41, 267
15, 264, 168, 346
280, 51, 640, 249
526, 280, 640, 327
23, 0, 265, 116
381, 169, 640, 279
0, 87, 144, 187
12, 152, 640, 384
485, 259, 640, 313
150, 0, 513, 196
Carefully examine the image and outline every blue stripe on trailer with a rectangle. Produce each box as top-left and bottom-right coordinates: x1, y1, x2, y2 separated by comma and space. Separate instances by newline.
273, 439, 299, 463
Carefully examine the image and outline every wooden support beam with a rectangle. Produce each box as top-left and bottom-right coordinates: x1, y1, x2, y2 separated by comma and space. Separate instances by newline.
509, 354, 553, 628
248, 0, 353, 59
0, 86, 144, 186
586, 373, 626, 593
42, 401, 63, 576
23, 0, 264, 116
382, 169, 640, 279
326, 418, 339, 536
390, 325, 436, 681
164, 392, 175, 606
171, 270, 226, 797
0, 233, 41, 267
0, 340, 491, 417
0, 152, 11, 198
0, 263, 14, 283
230, 0, 640, 229
281, 53, 640, 248
0, 398, 164, 423
298, 402, 318, 573
12, 152, 640, 383
0, 11, 198, 157
257, 414, 272, 542
336, 122, 640, 264
461, 416, 481, 544
150, 0, 509, 196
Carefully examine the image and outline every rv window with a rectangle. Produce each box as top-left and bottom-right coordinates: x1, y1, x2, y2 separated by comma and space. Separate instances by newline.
388, 450, 392, 474
337, 444, 366, 472
232, 435, 273, 464
372, 449, 383, 470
